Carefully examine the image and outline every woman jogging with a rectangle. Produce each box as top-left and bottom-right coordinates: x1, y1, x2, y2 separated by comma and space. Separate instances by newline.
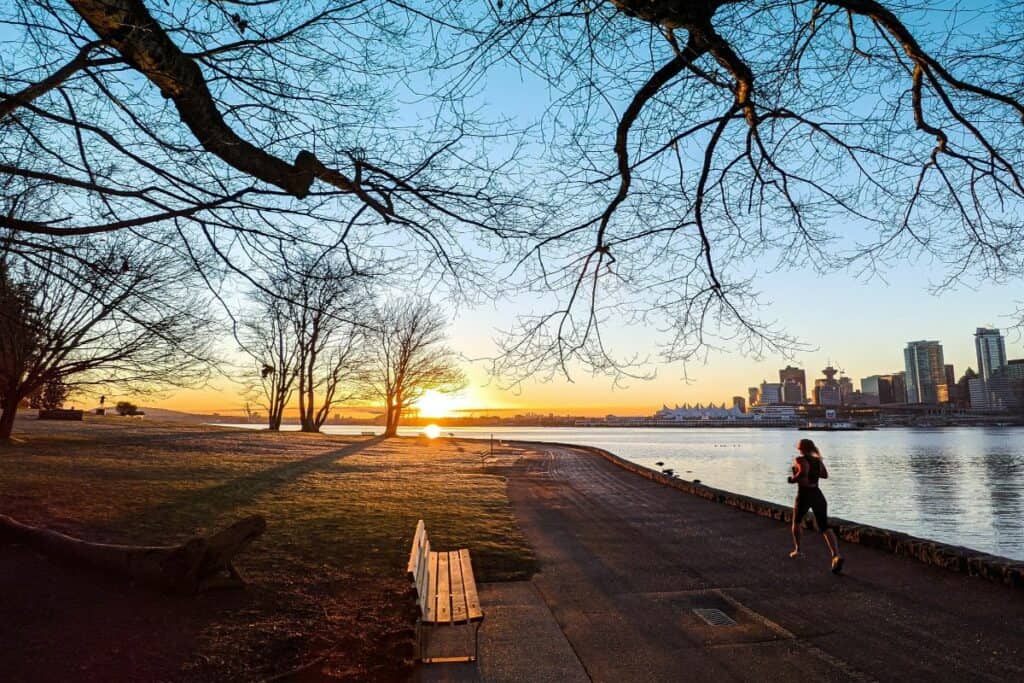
788, 438, 844, 574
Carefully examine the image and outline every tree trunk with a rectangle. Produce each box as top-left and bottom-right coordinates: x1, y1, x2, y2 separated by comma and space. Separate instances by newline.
0, 514, 266, 594
0, 402, 18, 440
383, 398, 396, 437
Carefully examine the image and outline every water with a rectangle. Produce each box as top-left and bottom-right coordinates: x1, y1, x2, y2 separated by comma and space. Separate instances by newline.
217, 423, 1024, 561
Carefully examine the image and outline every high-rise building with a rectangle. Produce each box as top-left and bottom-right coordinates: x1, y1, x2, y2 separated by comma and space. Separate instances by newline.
781, 380, 804, 404
732, 396, 746, 414
891, 371, 908, 403
1006, 359, 1024, 380
975, 328, 1007, 382
814, 366, 842, 406
838, 376, 854, 404
904, 340, 949, 404
861, 374, 896, 403
945, 364, 957, 404
778, 366, 806, 403
759, 381, 782, 405
748, 386, 760, 408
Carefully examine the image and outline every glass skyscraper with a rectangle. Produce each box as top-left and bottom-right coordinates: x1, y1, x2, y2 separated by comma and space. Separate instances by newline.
974, 327, 1007, 382
904, 340, 949, 404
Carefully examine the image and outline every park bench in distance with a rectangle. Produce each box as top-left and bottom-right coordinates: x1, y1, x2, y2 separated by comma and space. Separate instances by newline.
406, 519, 484, 663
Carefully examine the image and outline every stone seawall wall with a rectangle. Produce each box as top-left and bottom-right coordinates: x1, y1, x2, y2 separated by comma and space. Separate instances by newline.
512, 440, 1024, 591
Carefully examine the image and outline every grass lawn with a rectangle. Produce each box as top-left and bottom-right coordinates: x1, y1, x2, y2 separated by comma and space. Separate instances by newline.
0, 417, 537, 681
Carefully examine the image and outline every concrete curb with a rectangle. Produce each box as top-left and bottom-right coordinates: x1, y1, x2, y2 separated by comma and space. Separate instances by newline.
508, 439, 1024, 591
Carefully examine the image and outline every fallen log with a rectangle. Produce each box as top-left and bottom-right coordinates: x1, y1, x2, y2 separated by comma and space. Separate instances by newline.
0, 514, 266, 595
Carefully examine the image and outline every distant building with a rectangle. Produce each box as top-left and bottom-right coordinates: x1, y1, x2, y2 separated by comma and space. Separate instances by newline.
968, 376, 1014, 412
955, 368, 977, 409
748, 386, 760, 408
1005, 358, 1024, 382
861, 374, 897, 404
732, 396, 746, 414
781, 380, 805, 404
846, 390, 878, 407
891, 371, 908, 403
750, 404, 799, 422
904, 341, 949, 404
778, 366, 806, 403
814, 365, 842, 406
975, 328, 1007, 382
838, 376, 854, 404
759, 381, 782, 405
654, 403, 746, 421
944, 364, 957, 404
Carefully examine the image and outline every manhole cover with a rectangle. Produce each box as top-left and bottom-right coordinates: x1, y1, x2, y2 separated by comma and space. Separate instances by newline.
692, 608, 737, 626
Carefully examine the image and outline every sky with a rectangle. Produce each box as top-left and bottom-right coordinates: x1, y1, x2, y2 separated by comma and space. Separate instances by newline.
154, 262, 1023, 418
14, 1, 1017, 419
143, 1, 1024, 419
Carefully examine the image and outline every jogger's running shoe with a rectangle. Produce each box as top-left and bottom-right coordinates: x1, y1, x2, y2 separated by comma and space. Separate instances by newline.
831, 556, 845, 574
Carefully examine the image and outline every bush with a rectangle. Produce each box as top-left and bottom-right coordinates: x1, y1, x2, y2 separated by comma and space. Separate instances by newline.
115, 401, 139, 416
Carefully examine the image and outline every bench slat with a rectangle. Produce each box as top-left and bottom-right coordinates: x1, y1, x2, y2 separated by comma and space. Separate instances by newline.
407, 519, 426, 576
449, 552, 469, 623
417, 539, 431, 615
459, 549, 483, 621
425, 551, 439, 622
436, 552, 452, 623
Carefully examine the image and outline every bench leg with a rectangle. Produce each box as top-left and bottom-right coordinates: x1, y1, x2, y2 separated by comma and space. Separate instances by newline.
419, 621, 483, 664
473, 619, 483, 662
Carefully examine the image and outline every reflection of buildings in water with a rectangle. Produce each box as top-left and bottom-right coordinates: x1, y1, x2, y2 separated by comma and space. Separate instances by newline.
980, 449, 1024, 554
905, 448, 965, 524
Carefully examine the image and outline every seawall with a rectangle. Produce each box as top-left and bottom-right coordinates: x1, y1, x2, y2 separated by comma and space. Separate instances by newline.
507, 439, 1024, 591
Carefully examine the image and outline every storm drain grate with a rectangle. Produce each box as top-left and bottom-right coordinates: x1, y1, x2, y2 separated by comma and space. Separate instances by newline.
692, 608, 737, 626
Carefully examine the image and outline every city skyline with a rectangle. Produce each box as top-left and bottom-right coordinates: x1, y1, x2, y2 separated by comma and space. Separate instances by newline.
153, 295, 1024, 417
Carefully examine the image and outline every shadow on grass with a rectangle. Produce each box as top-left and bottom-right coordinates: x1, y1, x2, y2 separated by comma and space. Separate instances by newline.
114, 437, 385, 536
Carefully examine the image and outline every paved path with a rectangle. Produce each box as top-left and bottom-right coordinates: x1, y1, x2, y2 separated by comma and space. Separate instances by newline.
505, 445, 1024, 682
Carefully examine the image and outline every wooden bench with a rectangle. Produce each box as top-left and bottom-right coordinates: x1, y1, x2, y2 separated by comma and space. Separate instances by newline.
407, 520, 484, 663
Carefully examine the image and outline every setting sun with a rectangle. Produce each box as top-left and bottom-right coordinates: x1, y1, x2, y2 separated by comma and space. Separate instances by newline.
414, 390, 462, 418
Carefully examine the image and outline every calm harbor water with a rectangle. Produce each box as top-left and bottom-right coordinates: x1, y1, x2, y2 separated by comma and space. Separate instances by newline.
221, 423, 1024, 561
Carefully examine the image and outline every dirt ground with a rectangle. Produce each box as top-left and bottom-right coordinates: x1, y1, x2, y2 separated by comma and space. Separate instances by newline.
0, 417, 536, 682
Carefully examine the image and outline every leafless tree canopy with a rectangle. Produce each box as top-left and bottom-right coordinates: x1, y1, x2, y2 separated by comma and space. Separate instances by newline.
239, 252, 365, 432
0, 234, 214, 439
477, 0, 1024, 381
3, 1, 1023, 384
358, 299, 466, 437
1, 0, 528, 291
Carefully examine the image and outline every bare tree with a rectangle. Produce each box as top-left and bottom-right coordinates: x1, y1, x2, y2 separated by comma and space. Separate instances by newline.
360, 300, 466, 438
466, 1, 1024, 380
0, 235, 215, 440
0, 0, 524, 296
3, 1, 1023, 384
240, 294, 298, 432
240, 253, 365, 432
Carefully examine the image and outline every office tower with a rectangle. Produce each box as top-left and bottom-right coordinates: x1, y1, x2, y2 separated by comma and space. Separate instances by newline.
904, 341, 949, 404
732, 396, 746, 413
974, 328, 1007, 382
781, 380, 804, 404
861, 375, 897, 404
891, 372, 907, 403
945, 364, 957, 403
778, 366, 806, 403
838, 376, 854, 404
814, 365, 842, 406
748, 386, 760, 407
759, 381, 782, 405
